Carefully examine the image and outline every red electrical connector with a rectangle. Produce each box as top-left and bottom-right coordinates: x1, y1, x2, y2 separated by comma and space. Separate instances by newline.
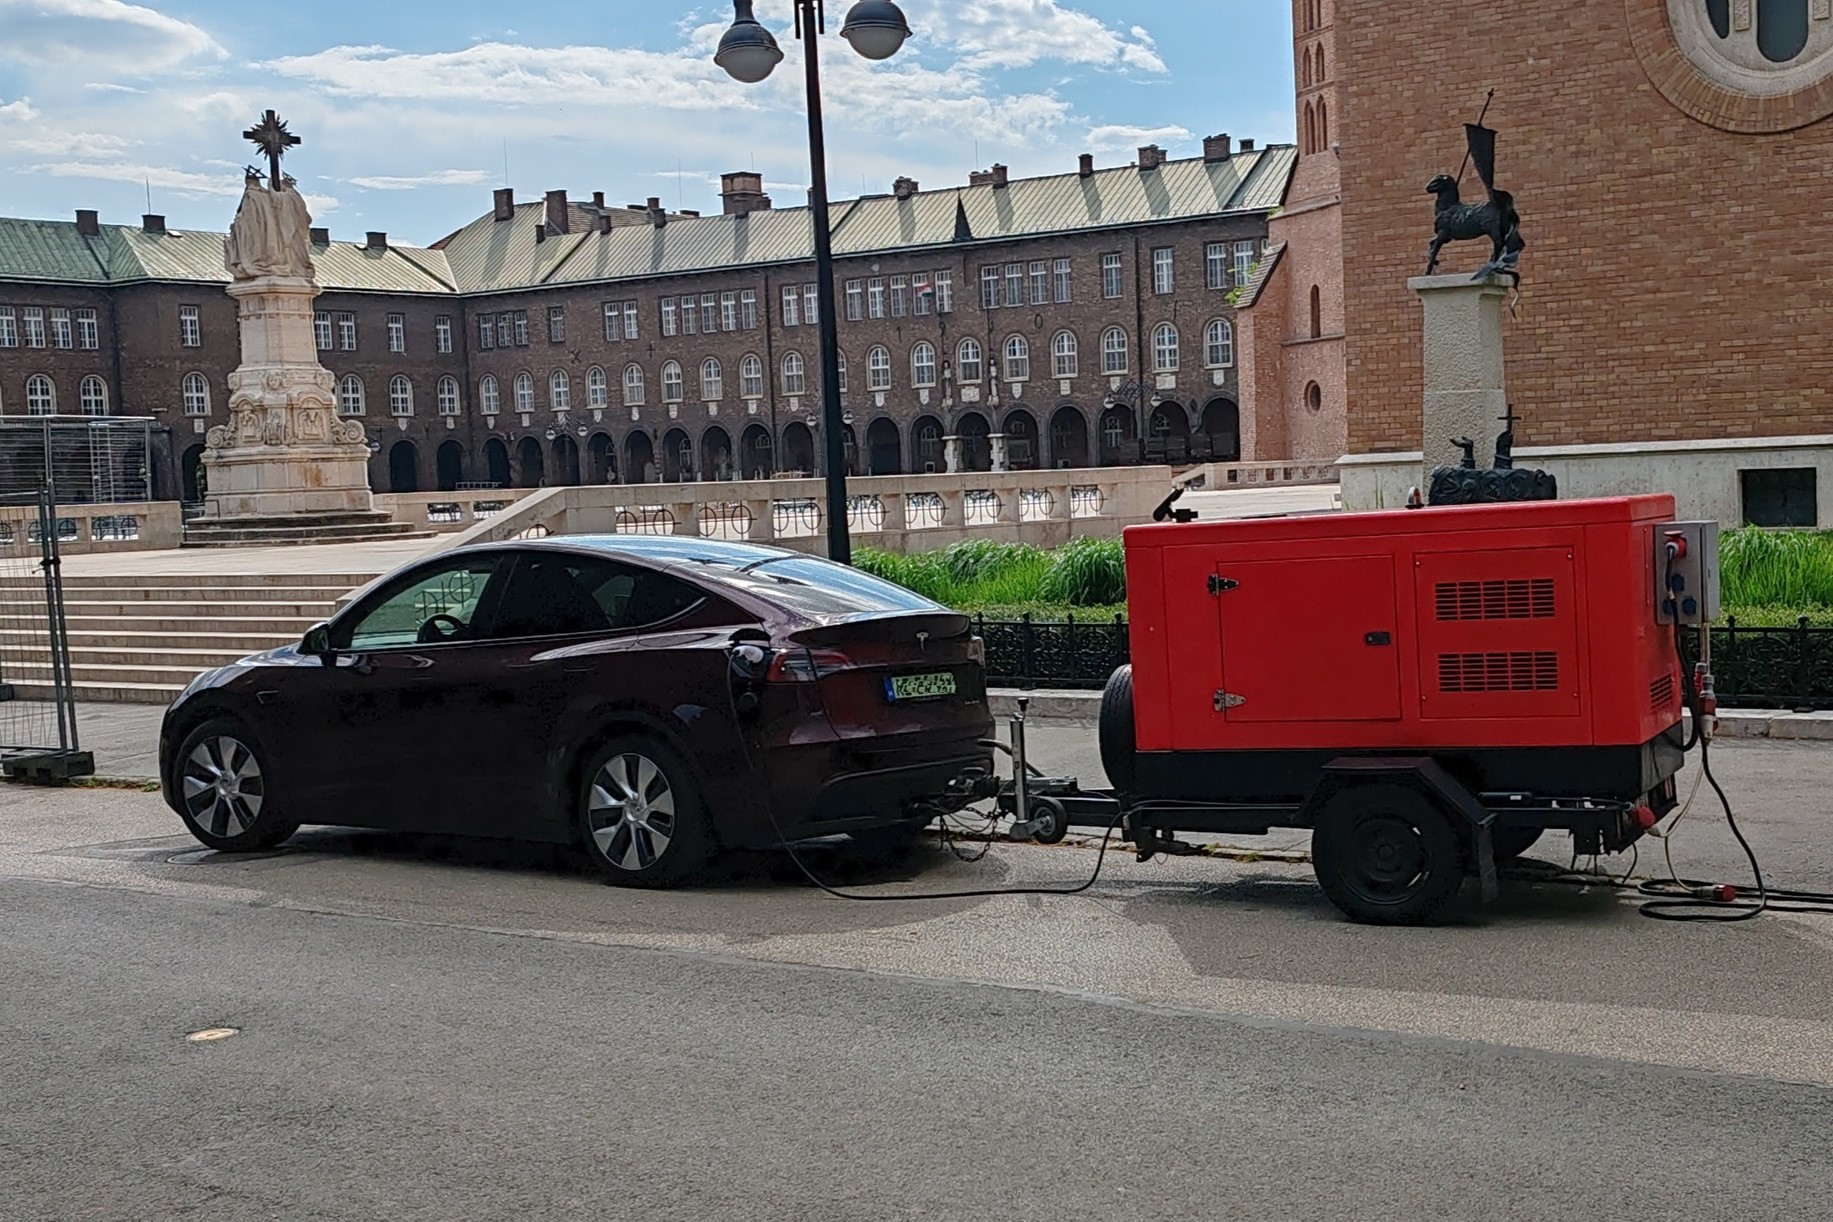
1634, 805, 1658, 830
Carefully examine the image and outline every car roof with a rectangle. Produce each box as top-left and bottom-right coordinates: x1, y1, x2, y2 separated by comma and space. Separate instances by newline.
511, 534, 799, 566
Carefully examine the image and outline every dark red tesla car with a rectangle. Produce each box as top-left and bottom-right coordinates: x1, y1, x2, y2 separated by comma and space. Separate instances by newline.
158, 535, 993, 885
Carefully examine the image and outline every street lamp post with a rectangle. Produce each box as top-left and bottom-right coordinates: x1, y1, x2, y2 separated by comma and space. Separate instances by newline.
717, 0, 910, 565
1103, 378, 1163, 455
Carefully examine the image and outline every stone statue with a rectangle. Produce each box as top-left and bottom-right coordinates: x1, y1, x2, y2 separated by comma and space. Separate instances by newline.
225, 172, 315, 280
225, 109, 315, 281
1423, 103, 1525, 281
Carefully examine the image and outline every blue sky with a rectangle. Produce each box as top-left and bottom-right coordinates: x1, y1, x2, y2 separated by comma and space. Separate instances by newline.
0, 0, 1296, 246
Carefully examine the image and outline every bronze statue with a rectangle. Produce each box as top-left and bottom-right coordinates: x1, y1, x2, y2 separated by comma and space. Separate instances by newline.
1424, 109, 1525, 281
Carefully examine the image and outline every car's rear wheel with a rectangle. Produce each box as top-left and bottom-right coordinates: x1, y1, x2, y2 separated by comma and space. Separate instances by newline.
579, 736, 713, 887
174, 719, 299, 852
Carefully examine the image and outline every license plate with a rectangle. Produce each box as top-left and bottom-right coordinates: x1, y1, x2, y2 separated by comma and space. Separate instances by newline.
886, 671, 957, 702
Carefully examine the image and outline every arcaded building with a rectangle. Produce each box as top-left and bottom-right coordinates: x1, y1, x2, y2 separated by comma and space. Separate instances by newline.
0, 140, 1297, 501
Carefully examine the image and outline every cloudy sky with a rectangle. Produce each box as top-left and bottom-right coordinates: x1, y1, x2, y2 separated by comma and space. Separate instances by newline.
0, 0, 1295, 246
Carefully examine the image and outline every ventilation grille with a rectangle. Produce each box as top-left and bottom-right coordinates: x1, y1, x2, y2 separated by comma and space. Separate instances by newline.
1651, 673, 1675, 711
1438, 651, 1561, 693
1434, 578, 1556, 621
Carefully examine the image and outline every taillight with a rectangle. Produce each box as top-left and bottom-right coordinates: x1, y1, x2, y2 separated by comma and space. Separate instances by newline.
764, 648, 854, 682
967, 635, 986, 667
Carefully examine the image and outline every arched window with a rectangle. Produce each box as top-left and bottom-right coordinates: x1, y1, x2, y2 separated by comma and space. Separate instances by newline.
1319, 99, 1329, 150
342, 374, 369, 415
623, 363, 646, 406
1316, 45, 1326, 81
78, 375, 108, 416
478, 375, 498, 415
549, 370, 571, 411
1304, 102, 1316, 154
25, 374, 54, 416
1301, 48, 1313, 87
1205, 320, 1235, 368
1051, 330, 1078, 379
911, 341, 936, 388
437, 375, 461, 416
183, 372, 211, 416
1003, 335, 1030, 381
662, 360, 684, 402
1152, 323, 1179, 372
957, 338, 983, 383
389, 374, 414, 416
867, 345, 891, 391
1310, 285, 1323, 338
586, 365, 608, 409
740, 354, 764, 398
782, 352, 806, 396
513, 372, 535, 412
700, 357, 722, 400
1101, 326, 1128, 375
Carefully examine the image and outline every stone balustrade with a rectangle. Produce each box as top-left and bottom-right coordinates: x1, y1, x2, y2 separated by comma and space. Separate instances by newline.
1173, 458, 1341, 491
430, 467, 1182, 555
0, 500, 182, 555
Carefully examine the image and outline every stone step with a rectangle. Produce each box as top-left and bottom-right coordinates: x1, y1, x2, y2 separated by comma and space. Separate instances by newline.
7, 629, 298, 652
5, 680, 178, 706
2, 659, 211, 689
48, 572, 382, 590
0, 583, 360, 602
1, 643, 258, 668
10, 599, 341, 619
61, 614, 325, 634
182, 524, 431, 547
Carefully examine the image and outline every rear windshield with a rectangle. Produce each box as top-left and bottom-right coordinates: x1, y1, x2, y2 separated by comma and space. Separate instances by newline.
696, 554, 944, 616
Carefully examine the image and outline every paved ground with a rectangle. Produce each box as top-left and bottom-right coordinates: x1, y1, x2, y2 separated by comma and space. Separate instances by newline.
3, 725, 1832, 1218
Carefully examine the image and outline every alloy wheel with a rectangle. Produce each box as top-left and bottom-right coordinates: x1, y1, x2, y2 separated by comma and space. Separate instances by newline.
588, 753, 678, 872
181, 736, 265, 839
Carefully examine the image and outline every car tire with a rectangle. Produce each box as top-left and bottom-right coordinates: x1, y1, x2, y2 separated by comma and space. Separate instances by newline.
1311, 784, 1464, 926
578, 736, 714, 888
173, 718, 299, 852
1098, 664, 1137, 792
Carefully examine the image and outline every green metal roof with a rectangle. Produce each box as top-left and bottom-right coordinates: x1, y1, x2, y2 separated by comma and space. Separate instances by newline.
0, 147, 1295, 297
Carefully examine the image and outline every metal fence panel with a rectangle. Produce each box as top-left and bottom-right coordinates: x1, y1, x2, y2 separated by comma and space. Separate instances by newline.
0, 486, 92, 780
976, 614, 1130, 690
0, 417, 156, 506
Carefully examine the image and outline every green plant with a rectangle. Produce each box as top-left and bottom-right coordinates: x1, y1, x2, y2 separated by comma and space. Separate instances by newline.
1720, 528, 1833, 611
1040, 536, 1127, 607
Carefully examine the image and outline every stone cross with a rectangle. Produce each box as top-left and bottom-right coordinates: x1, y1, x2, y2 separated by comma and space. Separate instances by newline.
243, 110, 300, 189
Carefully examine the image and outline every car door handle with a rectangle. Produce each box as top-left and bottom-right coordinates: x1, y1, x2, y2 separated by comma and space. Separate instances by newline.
1364, 632, 1392, 646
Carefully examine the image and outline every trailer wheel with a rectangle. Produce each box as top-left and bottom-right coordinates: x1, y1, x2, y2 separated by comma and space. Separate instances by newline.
1030, 796, 1071, 845
1098, 665, 1137, 791
1312, 784, 1464, 925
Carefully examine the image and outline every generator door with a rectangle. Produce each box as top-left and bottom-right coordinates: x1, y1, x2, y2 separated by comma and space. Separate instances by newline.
1216, 556, 1402, 722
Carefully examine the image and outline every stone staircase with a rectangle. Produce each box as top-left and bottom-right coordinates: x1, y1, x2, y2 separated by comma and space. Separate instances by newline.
0, 571, 379, 705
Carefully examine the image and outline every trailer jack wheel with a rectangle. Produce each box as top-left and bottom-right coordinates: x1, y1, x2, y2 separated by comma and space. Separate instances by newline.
1312, 784, 1464, 925
1029, 796, 1070, 845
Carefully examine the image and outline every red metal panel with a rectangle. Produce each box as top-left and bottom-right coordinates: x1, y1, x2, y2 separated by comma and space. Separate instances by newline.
1413, 547, 1584, 725
1123, 537, 1175, 751
1219, 556, 1402, 723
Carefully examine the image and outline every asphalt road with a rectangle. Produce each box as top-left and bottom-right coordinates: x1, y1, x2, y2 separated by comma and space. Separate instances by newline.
3, 735, 1833, 1219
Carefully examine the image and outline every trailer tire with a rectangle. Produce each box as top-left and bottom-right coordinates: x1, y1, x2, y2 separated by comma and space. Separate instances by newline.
1312, 784, 1464, 925
1099, 665, 1137, 792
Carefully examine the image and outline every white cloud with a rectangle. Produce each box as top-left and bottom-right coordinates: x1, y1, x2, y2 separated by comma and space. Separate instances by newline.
83, 81, 145, 93
6, 130, 138, 156
1085, 123, 1192, 153
0, 0, 224, 69
28, 157, 339, 213
348, 169, 496, 190
907, 0, 1166, 73
0, 97, 41, 122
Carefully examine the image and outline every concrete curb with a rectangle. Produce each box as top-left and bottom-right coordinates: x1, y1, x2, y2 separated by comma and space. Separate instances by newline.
990, 691, 1831, 744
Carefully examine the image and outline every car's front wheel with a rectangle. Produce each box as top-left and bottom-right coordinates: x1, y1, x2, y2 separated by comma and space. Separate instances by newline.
578, 737, 714, 887
174, 719, 299, 852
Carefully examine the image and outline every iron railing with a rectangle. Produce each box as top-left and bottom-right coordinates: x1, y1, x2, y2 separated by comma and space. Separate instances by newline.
978, 613, 1833, 707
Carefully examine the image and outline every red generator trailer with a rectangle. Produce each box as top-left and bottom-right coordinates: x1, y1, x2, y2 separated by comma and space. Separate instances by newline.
1071, 493, 1712, 924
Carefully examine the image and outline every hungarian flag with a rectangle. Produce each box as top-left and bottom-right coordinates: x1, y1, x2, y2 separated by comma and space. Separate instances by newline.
914, 275, 934, 308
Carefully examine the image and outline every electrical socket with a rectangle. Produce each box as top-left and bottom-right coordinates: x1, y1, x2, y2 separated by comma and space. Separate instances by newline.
1654, 520, 1720, 624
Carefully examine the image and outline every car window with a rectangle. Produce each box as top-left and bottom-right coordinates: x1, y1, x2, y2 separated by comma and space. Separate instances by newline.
338, 557, 504, 650
709, 555, 943, 616
492, 553, 706, 640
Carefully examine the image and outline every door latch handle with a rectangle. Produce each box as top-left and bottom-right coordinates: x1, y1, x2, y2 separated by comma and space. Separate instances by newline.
1364, 631, 1392, 646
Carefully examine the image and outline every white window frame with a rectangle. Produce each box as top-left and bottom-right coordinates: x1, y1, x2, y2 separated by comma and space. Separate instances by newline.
25, 374, 54, 415
50, 308, 72, 350
178, 305, 201, 348
782, 352, 806, 396
78, 374, 107, 415
623, 302, 638, 340
338, 313, 357, 351
587, 365, 608, 408
740, 289, 758, 330
75, 308, 98, 350
387, 312, 406, 354
1101, 327, 1128, 375
477, 315, 495, 350
803, 284, 818, 325
547, 305, 566, 345
781, 286, 800, 328
1052, 330, 1078, 379
845, 279, 863, 322
1207, 243, 1229, 291
1234, 241, 1256, 285
437, 376, 461, 416
1054, 258, 1072, 304
23, 307, 45, 349
1153, 323, 1180, 372
514, 372, 535, 412
624, 364, 647, 406
1029, 261, 1049, 306
662, 361, 684, 402
913, 273, 932, 316
0, 307, 15, 348
1152, 248, 1174, 295
700, 294, 718, 333
1003, 335, 1030, 382
662, 298, 678, 337
1102, 253, 1123, 299
866, 345, 891, 392
890, 275, 908, 318
435, 315, 453, 353
1205, 319, 1235, 368
720, 292, 738, 332
739, 354, 764, 399
1004, 263, 1023, 309
934, 270, 953, 314
389, 374, 414, 417
680, 296, 698, 336
550, 370, 571, 411
912, 341, 936, 388
867, 278, 885, 319
957, 338, 983, 383
980, 266, 1000, 310
183, 372, 212, 416
478, 375, 498, 415
700, 357, 723, 400
341, 375, 366, 416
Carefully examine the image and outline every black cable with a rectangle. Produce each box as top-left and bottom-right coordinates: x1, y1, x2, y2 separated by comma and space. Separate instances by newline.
1638, 550, 1768, 922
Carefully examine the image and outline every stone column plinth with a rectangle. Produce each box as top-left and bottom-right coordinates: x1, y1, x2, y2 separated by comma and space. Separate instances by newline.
201, 275, 376, 522
1409, 272, 1514, 473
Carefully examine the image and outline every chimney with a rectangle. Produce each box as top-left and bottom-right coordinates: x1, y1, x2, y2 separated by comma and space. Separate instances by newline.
493, 187, 514, 222
990, 163, 1008, 188
365, 230, 387, 251
968, 169, 995, 187
1078, 153, 1094, 177
591, 191, 605, 208
308, 226, 329, 245
75, 209, 100, 236
647, 196, 666, 228
1203, 134, 1232, 162
1137, 145, 1166, 171
1239, 138, 1256, 152
544, 189, 570, 235
680, 209, 700, 218
720, 171, 772, 217
534, 223, 546, 244
597, 213, 613, 235
892, 176, 919, 200
141, 213, 166, 235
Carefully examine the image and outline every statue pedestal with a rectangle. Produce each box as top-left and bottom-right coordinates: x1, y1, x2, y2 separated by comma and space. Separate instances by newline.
196, 276, 407, 545
1409, 272, 1514, 472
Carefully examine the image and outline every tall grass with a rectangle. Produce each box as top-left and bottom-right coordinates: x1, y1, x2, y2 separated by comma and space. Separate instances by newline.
1720, 528, 1833, 610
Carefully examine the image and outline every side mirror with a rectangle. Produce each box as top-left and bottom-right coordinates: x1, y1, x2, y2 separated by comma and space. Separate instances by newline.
301, 622, 333, 659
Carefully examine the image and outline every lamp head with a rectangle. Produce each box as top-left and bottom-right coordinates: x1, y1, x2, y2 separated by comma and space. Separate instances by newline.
840, 0, 911, 60
716, 0, 784, 84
